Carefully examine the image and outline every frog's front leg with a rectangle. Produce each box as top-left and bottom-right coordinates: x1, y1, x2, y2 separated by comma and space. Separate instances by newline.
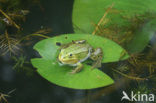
70, 62, 83, 74
90, 48, 103, 69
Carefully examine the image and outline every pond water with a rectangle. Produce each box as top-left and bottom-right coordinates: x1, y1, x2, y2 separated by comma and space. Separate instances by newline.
0, 0, 156, 103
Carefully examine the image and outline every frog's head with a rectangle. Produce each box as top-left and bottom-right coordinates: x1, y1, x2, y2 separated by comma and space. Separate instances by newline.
58, 49, 78, 65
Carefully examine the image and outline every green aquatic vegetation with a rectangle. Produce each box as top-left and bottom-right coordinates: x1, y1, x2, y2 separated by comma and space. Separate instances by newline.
0, 7, 23, 30
0, 92, 9, 103
0, 89, 15, 103
0, 28, 51, 56
0, 2, 51, 78
0, 0, 41, 32
0, 0, 155, 93
18, 28, 51, 43
72, 0, 156, 54
133, 84, 151, 94
72, 0, 156, 33
0, 5, 28, 56
126, 19, 156, 53
0, 31, 21, 55
31, 34, 129, 89
95, 12, 156, 46
112, 49, 156, 85
12, 55, 35, 76
12, 55, 26, 69
112, 68, 147, 81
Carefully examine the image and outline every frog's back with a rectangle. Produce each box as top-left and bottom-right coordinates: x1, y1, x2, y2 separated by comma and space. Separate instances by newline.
68, 43, 90, 53
68, 44, 92, 61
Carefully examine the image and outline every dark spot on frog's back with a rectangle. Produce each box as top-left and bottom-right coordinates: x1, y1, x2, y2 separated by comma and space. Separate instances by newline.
56, 42, 61, 46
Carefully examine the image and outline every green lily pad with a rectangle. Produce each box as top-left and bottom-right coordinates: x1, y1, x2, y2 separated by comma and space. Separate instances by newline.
31, 34, 129, 89
72, 0, 156, 34
72, 0, 156, 53
126, 19, 156, 53
31, 58, 114, 89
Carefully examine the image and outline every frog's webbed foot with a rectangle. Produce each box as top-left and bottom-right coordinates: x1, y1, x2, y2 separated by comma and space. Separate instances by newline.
91, 58, 102, 69
90, 48, 103, 69
69, 63, 83, 74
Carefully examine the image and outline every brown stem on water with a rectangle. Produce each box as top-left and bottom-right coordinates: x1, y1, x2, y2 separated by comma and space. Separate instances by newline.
92, 3, 114, 35
112, 68, 147, 81
0, 8, 20, 30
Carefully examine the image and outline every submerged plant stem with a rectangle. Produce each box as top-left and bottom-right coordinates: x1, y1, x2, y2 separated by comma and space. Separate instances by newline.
112, 68, 147, 81
92, 3, 114, 35
18, 33, 50, 43
5, 30, 13, 55
0, 8, 20, 30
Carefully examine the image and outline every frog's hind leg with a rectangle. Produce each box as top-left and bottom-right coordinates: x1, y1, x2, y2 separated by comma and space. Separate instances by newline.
69, 62, 83, 74
90, 48, 103, 69
92, 58, 102, 69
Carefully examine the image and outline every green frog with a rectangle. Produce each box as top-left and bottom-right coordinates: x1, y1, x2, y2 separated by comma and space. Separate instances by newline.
58, 40, 103, 74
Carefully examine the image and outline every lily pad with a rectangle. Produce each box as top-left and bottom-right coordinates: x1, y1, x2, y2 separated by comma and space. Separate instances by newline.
31, 58, 114, 89
31, 34, 129, 89
72, 0, 156, 53
126, 19, 156, 53
72, 0, 156, 34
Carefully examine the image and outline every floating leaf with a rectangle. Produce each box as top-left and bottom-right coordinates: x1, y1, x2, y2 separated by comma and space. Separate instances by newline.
31, 58, 114, 89
126, 19, 156, 53
72, 0, 156, 53
72, 0, 156, 34
31, 34, 129, 89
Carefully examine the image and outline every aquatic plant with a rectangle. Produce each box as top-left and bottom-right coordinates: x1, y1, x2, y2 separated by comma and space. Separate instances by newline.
0, 1, 155, 101
0, 89, 16, 103
31, 34, 129, 89
0, 0, 51, 78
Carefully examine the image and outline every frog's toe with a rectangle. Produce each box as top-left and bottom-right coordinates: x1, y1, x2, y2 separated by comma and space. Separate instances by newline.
91, 61, 102, 69
69, 70, 77, 74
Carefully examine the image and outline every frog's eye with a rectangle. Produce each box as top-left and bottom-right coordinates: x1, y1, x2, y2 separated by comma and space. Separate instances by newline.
69, 53, 72, 56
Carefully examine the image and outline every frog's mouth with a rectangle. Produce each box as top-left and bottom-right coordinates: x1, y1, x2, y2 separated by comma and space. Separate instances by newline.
57, 56, 78, 66
58, 59, 78, 66
58, 53, 78, 64
60, 59, 78, 64
58, 60, 64, 66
